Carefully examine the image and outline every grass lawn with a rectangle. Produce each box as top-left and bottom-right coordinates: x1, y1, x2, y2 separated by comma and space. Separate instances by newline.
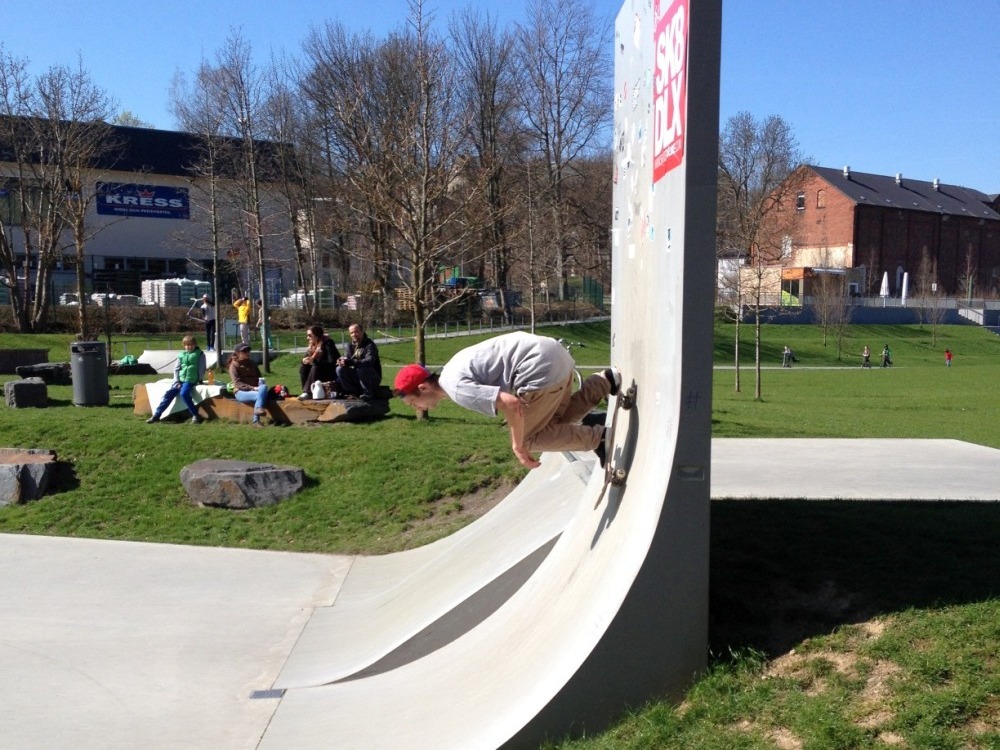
2, 319, 998, 749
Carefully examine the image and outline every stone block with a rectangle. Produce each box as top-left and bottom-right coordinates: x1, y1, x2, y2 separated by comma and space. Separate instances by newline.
0, 448, 57, 506
179, 459, 305, 509
4, 378, 48, 408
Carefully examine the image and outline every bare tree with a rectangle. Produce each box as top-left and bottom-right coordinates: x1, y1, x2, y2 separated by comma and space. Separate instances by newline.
301, 22, 396, 313
195, 32, 282, 372
718, 111, 804, 400
515, 0, 612, 301
915, 246, 947, 344
450, 7, 522, 322
303, 3, 493, 368
0, 49, 116, 335
170, 63, 234, 354
958, 245, 977, 306
811, 269, 850, 357
113, 110, 153, 128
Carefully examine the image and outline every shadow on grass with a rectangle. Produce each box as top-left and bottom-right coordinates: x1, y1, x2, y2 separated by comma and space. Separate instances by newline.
709, 499, 1000, 658
47, 460, 80, 495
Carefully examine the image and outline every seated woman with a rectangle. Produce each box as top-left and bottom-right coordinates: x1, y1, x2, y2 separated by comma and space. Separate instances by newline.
228, 343, 268, 426
298, 324, 340, 399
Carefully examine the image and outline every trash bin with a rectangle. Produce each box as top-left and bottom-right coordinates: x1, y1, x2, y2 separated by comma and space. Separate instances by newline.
70, 341, 109, 406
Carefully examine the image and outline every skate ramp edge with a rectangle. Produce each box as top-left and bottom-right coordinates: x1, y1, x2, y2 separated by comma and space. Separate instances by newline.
257, 394, 678, 750
273, 451, 590, 689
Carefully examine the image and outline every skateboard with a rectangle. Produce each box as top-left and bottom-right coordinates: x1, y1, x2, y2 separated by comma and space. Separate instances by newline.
594, 383, 636, 508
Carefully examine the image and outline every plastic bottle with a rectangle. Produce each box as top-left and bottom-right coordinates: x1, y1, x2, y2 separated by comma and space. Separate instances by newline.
207, 369, 215, 385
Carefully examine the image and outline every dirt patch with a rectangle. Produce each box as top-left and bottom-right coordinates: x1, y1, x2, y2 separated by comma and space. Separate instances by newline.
394, 478, 519, 549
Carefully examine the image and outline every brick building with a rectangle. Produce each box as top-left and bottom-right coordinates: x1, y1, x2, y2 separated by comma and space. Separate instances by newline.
770, 165, 1000, 299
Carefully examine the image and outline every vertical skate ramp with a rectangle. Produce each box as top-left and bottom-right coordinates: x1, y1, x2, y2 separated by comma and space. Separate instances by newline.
258, 1, 719, 747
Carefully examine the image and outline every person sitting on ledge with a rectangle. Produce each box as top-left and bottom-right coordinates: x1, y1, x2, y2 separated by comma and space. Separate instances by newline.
336, 323, 382, 400
298, 324, 340, 400
146, 335, 207, 425
228, 343, 269, 427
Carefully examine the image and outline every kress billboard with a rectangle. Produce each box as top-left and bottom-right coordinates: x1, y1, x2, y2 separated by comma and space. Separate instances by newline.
96, 182, 190, 220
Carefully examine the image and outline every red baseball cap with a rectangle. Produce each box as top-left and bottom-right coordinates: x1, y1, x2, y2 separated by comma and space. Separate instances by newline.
394, 364, 431, 395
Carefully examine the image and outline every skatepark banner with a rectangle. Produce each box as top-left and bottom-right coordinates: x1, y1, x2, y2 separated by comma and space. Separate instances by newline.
96, 182, 190, 220
653, 0, 689, 183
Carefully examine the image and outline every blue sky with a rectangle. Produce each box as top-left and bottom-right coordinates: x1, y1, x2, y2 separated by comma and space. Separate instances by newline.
3, 0, 997, 192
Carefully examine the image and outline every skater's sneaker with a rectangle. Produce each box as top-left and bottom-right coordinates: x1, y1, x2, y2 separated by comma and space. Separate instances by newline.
190, 415, 203, 424
145, 415, 160, 424
594, 428, 608, 468
603, 366, 622, 396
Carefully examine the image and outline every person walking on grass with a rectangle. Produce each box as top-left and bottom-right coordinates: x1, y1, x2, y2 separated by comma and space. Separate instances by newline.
393, 331, 621, 470
862, 345, 872, 368
945, 348, 953, 367
199, 295, 216, 351
146, 335, 207, 424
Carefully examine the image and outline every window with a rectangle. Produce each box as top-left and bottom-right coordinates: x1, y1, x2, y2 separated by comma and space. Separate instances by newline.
0, 185, 17, 225
796, 192, 805, 210
816, 189, 826, 209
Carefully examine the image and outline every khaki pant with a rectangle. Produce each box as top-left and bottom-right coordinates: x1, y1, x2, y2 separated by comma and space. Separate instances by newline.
519, 372, 611, 453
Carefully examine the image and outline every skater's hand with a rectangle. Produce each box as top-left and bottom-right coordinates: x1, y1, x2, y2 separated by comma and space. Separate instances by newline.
513, 444, 541, 470
496, 392, 540, 469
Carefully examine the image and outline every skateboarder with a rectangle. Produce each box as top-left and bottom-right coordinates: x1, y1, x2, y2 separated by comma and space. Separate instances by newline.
393, 331, 621, 470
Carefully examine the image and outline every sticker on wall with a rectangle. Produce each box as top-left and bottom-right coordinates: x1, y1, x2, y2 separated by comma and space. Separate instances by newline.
652, 0, 688, 183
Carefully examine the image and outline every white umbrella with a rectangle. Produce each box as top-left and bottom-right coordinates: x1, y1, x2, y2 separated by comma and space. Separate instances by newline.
879, 272, 889, 307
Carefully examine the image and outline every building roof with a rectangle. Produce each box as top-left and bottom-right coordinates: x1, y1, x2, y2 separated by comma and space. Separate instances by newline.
809, 165, 1000, 222
0, 117, 285, 179
107, 126, 206, 176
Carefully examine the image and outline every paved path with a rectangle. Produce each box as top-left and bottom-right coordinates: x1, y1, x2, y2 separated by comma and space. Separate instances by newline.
1, 438, 996, 749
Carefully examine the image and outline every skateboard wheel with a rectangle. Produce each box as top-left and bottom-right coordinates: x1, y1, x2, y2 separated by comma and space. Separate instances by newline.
611, 468, 627, 485
621, 386, 637, 410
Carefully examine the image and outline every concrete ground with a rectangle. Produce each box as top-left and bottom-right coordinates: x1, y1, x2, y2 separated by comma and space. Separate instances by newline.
1, 439, 997, 749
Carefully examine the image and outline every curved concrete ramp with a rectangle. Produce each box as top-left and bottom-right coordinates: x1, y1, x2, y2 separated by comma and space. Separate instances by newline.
259, 1, 721, 746
274, 453, 589, 688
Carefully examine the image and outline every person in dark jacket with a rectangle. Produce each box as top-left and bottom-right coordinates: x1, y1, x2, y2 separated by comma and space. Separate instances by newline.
336, 323, 382, 399
298, 325, 340, 400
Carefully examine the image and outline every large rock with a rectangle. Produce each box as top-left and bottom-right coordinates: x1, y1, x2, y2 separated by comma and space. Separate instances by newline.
317, 397, 391, 423
0, 448, 57, 506
15, 362, 72, 385
4, 378, 48, 408
179, 459, 305, 509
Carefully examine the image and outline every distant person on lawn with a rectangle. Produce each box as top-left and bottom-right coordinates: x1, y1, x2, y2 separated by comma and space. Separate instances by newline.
393, 331, 620, 470
233, 294, 252, 346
